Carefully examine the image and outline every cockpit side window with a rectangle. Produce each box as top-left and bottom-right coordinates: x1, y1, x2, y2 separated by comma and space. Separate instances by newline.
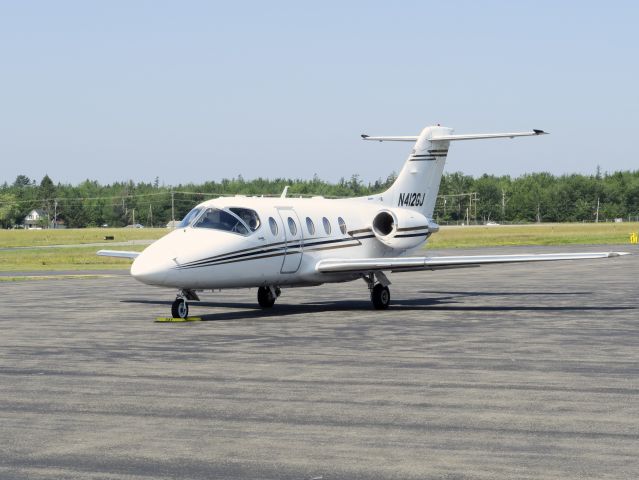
229, 208, 261, 232
178, 207, 203, 228
193, 208, 249, 235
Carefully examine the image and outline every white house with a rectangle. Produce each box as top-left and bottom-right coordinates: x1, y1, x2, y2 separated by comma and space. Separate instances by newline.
23, 209, 47, 229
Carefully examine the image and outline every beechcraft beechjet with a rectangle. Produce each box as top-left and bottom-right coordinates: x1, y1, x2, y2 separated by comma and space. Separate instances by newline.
98, 125, 627, 318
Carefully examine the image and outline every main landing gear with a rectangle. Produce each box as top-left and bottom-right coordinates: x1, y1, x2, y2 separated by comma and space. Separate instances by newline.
364, 272, 391, 310
171, 289, 200, 319
167, 280, 390, 317
258, 286, 281, 308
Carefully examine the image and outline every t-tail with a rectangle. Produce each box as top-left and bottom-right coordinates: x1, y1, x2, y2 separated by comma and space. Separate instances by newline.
362, 125, 548, 217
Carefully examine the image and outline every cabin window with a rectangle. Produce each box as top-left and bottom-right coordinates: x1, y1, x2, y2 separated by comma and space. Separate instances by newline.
338, 217, 347, 234
178, 207, 203, 228
322, 217, 331, 235
229, 208, 261, 231
306, 217, 315, 236
268, 217, 278, 236
193, 208, 249, 235
287, 217, 298, 236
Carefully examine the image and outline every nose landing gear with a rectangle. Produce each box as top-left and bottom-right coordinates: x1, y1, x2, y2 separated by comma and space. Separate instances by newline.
171, 297, 189, 319
171, 289, 200, 319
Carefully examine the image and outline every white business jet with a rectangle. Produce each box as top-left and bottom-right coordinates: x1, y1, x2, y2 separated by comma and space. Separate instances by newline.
98, 125, 627, 318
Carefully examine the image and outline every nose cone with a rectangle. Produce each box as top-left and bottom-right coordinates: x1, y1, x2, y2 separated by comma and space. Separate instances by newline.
130, 236, 178, 286
131, 253, 172, 285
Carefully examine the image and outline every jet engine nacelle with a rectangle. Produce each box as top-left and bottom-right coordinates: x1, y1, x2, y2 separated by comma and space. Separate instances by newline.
371, 208, 439, 250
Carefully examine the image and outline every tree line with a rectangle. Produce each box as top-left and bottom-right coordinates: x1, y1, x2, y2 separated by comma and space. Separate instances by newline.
1, 169, 638, 228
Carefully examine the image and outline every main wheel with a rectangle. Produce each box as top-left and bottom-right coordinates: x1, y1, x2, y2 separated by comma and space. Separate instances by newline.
171, 298, 189, 318
371, 284, 390, 310
257, 286, 276, 308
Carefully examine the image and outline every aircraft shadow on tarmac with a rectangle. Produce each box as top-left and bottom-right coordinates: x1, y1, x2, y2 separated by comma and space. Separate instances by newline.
122, 290, 635, 322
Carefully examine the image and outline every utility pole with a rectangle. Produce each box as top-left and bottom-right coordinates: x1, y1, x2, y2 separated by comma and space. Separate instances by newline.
171, 191, 175, 224
53, 199, 57, 229
474, 192, 478, 223
149, 204, 153, 227
501, 189, 506, 219
132, 208, 135, 225
595, 197, 600, 223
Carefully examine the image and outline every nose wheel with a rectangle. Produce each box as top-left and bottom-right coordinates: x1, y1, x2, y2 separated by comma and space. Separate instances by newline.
171, 298, 189, 319
170, 289, 199, 319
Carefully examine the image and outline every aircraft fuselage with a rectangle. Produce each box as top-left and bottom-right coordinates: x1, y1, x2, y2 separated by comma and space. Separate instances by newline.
130, 195, 436, 290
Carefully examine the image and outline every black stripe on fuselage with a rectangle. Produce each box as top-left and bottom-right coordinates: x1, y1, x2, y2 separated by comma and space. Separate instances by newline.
396, 232, 429, 238
176, 235, 371, 270
179, 234, 369, 268
180, 243, 287, 268
189, 242, 363, 268
348, 228, 372, 235
396, 225, 429, 232
179, 239, 288, 267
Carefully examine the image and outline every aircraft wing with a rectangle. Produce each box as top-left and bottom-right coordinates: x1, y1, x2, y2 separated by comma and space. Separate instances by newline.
315, 252, 628, 274
97, 250, 140, 259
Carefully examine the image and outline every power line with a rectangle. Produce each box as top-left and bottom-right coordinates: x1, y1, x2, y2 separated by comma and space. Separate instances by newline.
0, 191, 169, 205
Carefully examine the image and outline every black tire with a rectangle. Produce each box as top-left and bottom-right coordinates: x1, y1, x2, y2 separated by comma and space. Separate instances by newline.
171, 298, 189, 318
257, 286, 276, 308
371, 284, 390, 310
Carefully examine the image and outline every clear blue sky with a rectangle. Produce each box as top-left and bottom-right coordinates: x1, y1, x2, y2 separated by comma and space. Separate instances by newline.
1, 1, 637, 185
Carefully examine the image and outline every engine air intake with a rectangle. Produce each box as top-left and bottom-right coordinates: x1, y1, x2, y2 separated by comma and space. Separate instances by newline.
372, 211, 395, 237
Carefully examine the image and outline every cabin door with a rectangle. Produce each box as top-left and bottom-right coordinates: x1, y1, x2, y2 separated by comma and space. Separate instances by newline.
277, 207, 304, 274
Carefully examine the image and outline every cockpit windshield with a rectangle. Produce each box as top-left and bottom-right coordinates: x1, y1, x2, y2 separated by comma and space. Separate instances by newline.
229, 208, 261, 231
193, 208, 250, 235
177, 207, 203, 228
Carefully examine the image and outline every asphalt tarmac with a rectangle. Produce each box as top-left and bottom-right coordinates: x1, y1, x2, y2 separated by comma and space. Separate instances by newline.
1, 245, 637, 479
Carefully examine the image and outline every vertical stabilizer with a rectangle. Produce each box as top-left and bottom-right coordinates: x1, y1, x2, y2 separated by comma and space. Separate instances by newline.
383, 125, 452, 217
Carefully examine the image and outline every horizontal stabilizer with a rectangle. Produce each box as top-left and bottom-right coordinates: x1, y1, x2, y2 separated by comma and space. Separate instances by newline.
431, 130, 548, 141
97, 250, 140, 259
361, 134, 419, 142
361, 130, 547, 142
316, 251, 627, 274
